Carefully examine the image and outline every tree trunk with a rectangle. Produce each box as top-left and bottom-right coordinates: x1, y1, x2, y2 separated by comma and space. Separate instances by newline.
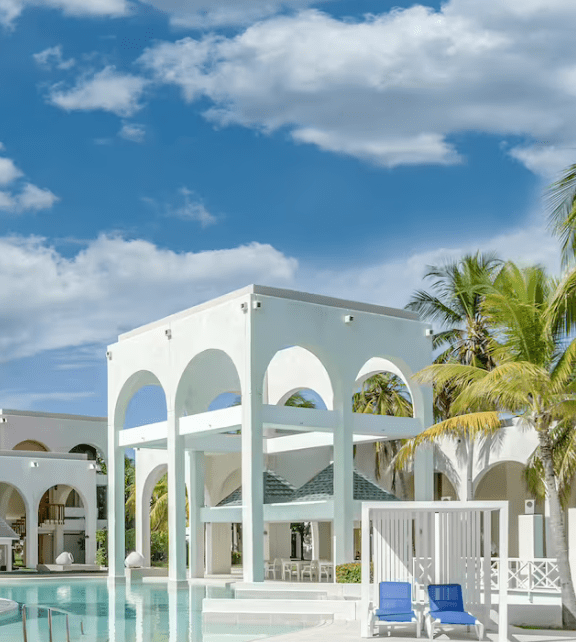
466, 437, 475, 502
538, 426, 576, 628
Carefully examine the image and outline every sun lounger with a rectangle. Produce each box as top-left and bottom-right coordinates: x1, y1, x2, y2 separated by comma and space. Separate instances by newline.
426, 584, 484, 640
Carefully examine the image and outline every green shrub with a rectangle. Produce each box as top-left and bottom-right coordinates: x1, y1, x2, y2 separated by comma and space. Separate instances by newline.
95, 528, 137, 567
231, 551, 241, 565
151, 530, 168, 562
335, 561, 373, 583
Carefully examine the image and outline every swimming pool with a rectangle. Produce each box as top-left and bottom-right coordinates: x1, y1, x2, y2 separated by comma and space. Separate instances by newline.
0, 579, 314, 642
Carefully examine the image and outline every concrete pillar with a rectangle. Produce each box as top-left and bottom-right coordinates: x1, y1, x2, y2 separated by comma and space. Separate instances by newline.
186, 450, 205, 578
206, 523, 231, 574
241, 300, 265, 582
107, 426, 125, 578
518, 514, 544, 559
135, 453, 151, 567
85, 497, 97, 565
54, 525, 64, 559
333, 398, 354, 565
167, 409, 187, 582
311, 522, 319, 560
414, 385, 434, 501
26, 506, 38, 569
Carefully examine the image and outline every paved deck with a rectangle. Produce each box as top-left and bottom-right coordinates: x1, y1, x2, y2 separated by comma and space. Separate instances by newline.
259, 620, 576, 642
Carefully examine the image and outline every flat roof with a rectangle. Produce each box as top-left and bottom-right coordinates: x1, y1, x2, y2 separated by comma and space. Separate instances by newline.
0, 409, 106, 422
119, 284, 420, 341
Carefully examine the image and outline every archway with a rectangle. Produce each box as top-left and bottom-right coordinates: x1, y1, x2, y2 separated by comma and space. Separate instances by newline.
474, 461, 538, 557
37, 484, 87, 564
0, 483, 27, 568
13, 440, 49, 452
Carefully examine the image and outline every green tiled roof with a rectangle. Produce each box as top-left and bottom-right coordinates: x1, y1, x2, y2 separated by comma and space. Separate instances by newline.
291, 463, 399, 503
217, 470, 296, 507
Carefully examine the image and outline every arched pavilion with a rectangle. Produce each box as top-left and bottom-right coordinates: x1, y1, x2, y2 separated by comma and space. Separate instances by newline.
107, 285, 434, 582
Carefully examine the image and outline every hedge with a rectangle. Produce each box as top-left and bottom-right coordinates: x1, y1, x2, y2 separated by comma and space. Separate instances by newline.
335, 561, 373, 583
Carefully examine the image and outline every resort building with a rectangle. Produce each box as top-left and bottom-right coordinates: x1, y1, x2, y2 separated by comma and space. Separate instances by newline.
0, 409, 107, 569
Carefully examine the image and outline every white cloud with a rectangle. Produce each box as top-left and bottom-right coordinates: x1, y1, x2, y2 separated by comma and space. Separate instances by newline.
0, 0, 129, 28
17, 183, 59, 211
48, 66, 147, 117
138, 0, 332, 29
0, 215, 561, 362
138, 1, 576, 172
33, 45, 75, 70
171, 187, 217, 226
0, 235, 298, 360
118, 122, 145, 143
0, 157, 23, 185
0, 390, 95, 409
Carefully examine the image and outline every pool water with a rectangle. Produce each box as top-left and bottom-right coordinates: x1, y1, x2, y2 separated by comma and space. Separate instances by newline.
0, 579, 312, 642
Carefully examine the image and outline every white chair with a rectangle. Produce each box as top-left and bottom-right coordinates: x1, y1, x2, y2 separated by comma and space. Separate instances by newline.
264, 559, 278, 579
301, 560, 318, 582
281, 559, 299, 581
318, 560, 333, 582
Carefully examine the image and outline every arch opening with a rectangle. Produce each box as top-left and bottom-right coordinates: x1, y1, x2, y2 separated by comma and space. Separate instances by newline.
13, 440, 49, 452
0, 483, 27, 569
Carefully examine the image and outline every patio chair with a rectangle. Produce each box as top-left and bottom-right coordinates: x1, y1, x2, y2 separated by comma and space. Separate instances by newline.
371, 581, 421, 638
265, 559, 279, 580
426, 584, 484, 641
281, 559, 299, 581
301, 560, 318, 582
318, 560, 333, 582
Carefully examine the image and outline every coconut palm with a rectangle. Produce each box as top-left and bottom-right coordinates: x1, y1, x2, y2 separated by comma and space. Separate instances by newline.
547, 163, 576, 268
353, 372, 412, 494
409, 262, 576, 626
399, 252, 502, 500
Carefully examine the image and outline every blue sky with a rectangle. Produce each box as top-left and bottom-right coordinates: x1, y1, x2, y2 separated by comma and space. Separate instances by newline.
0, 0, 574, 419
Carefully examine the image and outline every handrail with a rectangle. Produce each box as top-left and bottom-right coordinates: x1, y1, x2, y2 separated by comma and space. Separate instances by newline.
20, 603, 85, 642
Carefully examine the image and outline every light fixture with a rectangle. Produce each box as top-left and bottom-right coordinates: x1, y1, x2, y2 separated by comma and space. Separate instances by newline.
165, 329, 172, 340
88, 463, 97, 470
240, 302, 248, 312
425, 328, 434, 337
253, 300, 262, 310
30, 461, 39, 468
0, 417, 6, 423
106, 350, 112, 361
344, 314, 354, 324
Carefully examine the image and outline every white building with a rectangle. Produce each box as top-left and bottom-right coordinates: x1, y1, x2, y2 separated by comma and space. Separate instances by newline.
0, 409, 107, 569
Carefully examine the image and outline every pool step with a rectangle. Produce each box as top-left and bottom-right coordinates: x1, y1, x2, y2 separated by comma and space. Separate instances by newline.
203, 597, 358, 621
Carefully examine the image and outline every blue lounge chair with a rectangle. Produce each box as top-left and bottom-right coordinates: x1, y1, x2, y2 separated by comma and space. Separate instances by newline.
426, 584, 484, 640
371, 581, 421, 637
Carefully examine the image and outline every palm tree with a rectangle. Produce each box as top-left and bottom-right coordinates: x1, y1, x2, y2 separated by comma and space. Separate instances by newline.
353, 373, 412, 495
400, 252, 502, 500
548, 163, 576, 268
410, 262, 576, 626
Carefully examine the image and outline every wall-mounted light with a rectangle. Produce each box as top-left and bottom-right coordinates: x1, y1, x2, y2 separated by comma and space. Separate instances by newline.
106, 350, 112, 361
0, 417, 6, 423
240, 302, 248, 313
88, 463, 97, 470
253, 300, 262, 310
425, 328, 434, 337
164, 329, 172, 340
30, 461, 39, 468
344, 314, 354, 324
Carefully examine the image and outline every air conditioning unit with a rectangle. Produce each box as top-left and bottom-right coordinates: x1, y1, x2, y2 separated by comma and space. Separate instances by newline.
525, 499, 535, 515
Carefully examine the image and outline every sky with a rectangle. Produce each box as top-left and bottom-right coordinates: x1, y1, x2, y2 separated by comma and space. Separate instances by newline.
0, 0, 575, 420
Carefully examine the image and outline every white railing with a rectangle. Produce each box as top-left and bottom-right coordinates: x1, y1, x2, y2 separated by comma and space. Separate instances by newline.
490, 558, 560, 593
411, 557, 561, 595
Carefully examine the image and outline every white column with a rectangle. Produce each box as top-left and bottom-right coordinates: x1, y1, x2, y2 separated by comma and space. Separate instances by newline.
26, 506, 38, 569
107, 422, 125, 579
135, 452, 151, 567
167, 409, 187, 582
333, 401, 354, 565
85, 499, 97, 564
54, 525, 64, 559
241, 300, 265, 583
186, 450, 205, 578
311, 522, 319, 560
498, 505, 509, 642
360, 504, 371, 638
414, 384, 434, 501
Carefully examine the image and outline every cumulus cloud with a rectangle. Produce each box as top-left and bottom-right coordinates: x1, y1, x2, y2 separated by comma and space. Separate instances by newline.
33, 44, 75, 70
0, 146, 59, 214
0, 236, 298, 360
0, 215, 561, 361
142, 187, 218, 226
138, 0, 332, 29
48, 66, 147, 117
0, 0, 129, 28
118, 122, 146, 142
137, 1, 576, 173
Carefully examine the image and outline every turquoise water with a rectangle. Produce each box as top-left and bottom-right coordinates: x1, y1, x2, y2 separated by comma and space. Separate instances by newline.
0, 579, 311, 642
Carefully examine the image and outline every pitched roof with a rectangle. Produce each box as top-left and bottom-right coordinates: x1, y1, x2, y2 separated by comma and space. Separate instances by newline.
291, 463, 399, 503
217, 470, 296, 507
0, 516, 19, 539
